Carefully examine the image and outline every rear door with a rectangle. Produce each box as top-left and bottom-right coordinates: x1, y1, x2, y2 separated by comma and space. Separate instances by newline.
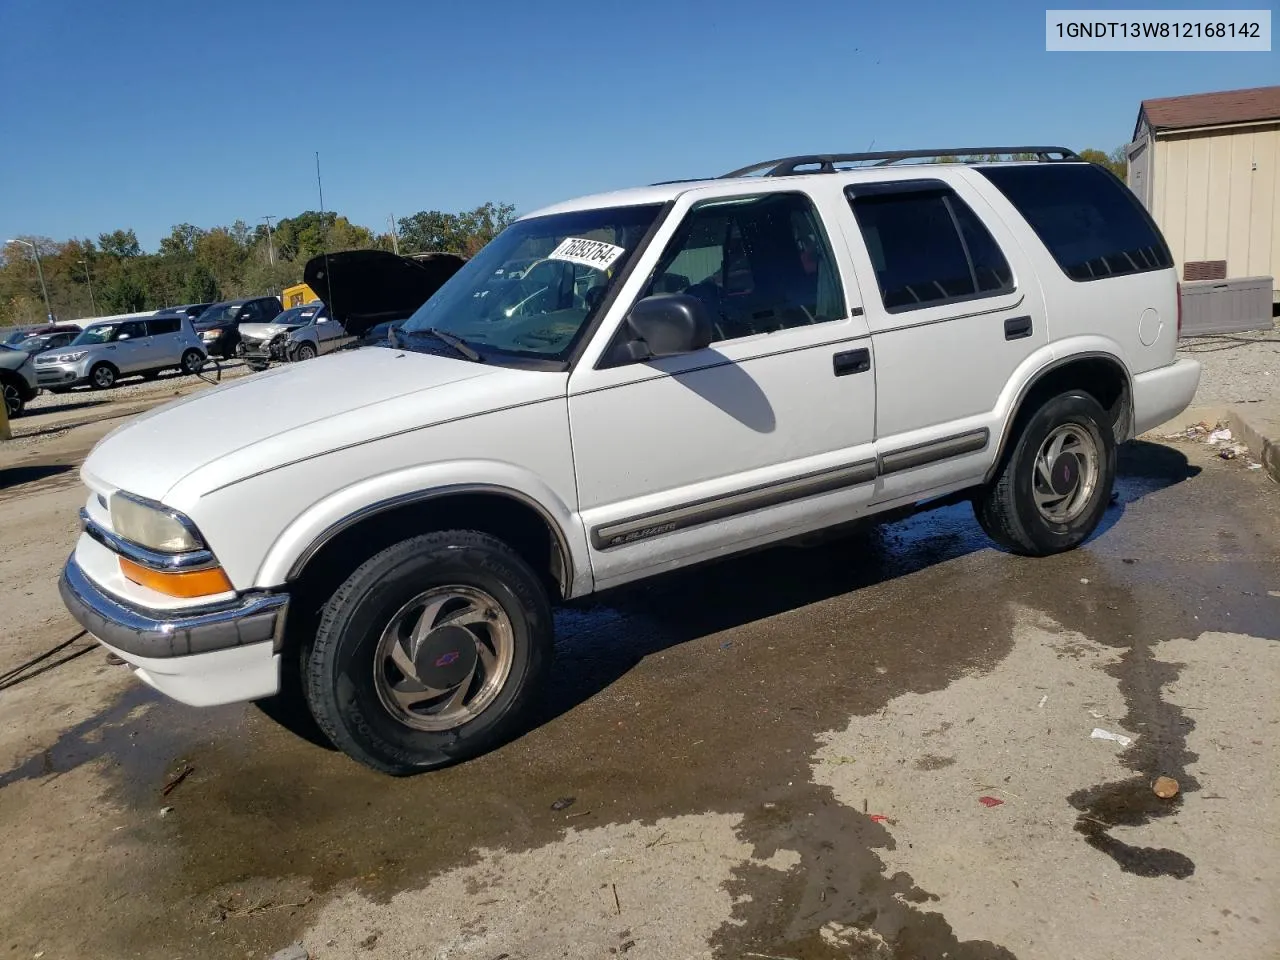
837, 173, 1047, 499
146, 316, 184, 365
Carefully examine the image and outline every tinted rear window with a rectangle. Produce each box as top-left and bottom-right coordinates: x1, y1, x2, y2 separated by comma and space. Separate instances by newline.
978, 164, 1172, 282
149, 317, 181, 335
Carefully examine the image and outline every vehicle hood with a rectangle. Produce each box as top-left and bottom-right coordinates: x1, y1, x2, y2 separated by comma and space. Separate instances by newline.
81, 347, 566, 507
239, 322, 301, 340
0, 348, 31, 371
304, 250, 467, 336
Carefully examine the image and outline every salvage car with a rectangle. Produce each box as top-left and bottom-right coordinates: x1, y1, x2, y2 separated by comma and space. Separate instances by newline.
239, 302, 327, 370
14, 330, 78, 353
0, 343, 38, 417
59, 148, 1201, 775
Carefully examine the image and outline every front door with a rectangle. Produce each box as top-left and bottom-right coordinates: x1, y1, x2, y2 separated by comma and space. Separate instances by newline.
568, 189, 877, 589
110, 319, 155, 373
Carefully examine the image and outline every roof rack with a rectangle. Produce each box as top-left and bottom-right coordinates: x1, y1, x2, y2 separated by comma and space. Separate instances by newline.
722, 146, 1080, 179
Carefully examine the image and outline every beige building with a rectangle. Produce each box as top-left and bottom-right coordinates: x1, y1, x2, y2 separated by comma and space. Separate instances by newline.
1126, 85, 1280, 297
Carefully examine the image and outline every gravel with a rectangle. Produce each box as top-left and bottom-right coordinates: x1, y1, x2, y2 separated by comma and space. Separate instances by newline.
1178, 319, 1280, 405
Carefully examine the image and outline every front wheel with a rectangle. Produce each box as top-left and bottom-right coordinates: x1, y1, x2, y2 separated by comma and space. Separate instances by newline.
180, 349, 205, 376
293, 342, 317, 362
89, 363, 117, 390
975, 391, 1116, 557
302, 530, 553, 775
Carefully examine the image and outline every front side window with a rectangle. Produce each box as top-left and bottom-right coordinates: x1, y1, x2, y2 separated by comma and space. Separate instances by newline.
196, 303, 239, 326
115, 320, 148, 341
639, 192, 846, 343
400, 203, 662, 361
848, 181, 1014, 313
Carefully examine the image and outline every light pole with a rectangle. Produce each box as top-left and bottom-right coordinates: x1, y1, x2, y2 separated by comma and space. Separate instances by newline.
7, 238, 53, 323
260, 216, 276, 265
388, 213, 400, 255
77, 259, 98, 316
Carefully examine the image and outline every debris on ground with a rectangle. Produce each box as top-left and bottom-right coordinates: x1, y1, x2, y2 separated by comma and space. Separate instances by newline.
1037, 695, 1048, 708
978, 796, 1004, 808
159, 806, 174, 818
821, 755, 856, 765
1207, 427, 1233, 444
1218, 442, 1249, 460
161, 764, 194, 797
1153, 776, 1180, 799
550, 797, 576, 811
1079, 578, 1090, 585
268, 943, 309, 960
1091, 728, 1134, 747
869, 814, 890, 822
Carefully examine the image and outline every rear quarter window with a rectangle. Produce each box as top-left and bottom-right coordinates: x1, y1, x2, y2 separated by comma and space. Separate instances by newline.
978, 164, 1172, 282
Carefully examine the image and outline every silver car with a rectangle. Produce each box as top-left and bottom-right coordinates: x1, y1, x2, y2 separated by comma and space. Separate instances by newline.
0, 343, 38, 417
34, 315, 207, 391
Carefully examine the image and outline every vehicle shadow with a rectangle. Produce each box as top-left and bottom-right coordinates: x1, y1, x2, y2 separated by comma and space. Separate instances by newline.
532, 439, 1200, 733
24, 398, 110, 417
0, 463, 73, 490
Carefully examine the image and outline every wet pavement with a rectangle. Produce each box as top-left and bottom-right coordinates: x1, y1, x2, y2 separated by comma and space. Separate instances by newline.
0, 438, 1277, 959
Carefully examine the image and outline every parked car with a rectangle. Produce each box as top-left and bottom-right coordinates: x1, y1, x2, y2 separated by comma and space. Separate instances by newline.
0, 343, 38, 417
192, 297, 282, 359
154, 302, 216, 323
239, 302, 332, 370
3, 322, 81, 346
282, 305, 352, 361
33, 315, 206, 390
58, 148, 1201, 775
14, 330, 78, 353
303, 249, 467, 338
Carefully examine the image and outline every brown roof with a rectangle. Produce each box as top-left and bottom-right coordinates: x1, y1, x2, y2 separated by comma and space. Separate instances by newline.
1138, 85, 1280, 137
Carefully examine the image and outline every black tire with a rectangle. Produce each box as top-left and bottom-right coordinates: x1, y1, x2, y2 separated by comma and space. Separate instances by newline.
975, 391, 1116, 556
2, 378, 25, 417
88, 363, 117, 390
302, 530, 553, 775
294, 342, 317, 362
180, 349, 204, 375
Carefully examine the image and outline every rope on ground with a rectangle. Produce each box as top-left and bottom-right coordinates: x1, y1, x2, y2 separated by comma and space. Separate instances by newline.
0, 631, 96, 692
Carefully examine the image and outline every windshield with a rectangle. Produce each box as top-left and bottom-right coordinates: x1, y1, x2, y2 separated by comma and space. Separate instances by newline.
71, 324, 117, 345
3, 329, 31, 344
16, 337, 49, 352
400, 204, 662, 361
195, 303, 240, 326
273, 306, 318, 326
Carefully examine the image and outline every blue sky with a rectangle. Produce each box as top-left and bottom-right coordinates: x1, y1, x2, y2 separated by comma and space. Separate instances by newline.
1, 0, 1275, 251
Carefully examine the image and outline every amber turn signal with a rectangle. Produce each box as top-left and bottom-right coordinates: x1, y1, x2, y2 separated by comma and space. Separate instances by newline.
119, 557, 233, 598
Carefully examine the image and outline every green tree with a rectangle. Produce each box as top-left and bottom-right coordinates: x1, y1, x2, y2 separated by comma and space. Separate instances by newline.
184, 263, 220, 303
101, 270, 146, 313
159, 223, 205, 258
98, 229, 140, 258
397, 203, 517, 256
1078, 147, 1128, 179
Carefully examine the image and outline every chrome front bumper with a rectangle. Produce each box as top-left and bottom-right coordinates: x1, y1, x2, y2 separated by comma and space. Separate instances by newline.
59, 554, 288, 660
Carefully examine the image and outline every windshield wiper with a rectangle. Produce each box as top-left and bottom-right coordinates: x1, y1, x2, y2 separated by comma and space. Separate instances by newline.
423, 328, 483, 362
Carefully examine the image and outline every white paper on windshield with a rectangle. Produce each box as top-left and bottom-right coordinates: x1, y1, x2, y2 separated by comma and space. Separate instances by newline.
547, 237, 625, 271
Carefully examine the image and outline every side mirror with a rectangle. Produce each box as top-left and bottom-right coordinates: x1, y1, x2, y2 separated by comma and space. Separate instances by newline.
621, 293, 712, 360
116, 333, 131, 341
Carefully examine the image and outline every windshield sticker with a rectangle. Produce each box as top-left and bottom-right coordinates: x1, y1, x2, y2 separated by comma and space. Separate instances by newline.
547, 237, 625, 271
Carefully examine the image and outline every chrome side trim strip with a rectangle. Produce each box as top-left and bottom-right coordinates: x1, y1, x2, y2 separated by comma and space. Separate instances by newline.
878, 428, 990, 475
80, 509, 218, 572
591, 459, 878, 551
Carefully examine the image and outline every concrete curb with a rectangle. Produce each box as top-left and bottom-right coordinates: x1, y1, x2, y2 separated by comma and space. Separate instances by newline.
1226, 403, 1280, 485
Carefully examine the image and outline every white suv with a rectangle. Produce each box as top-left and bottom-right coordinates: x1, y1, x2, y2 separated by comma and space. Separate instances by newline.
59, 147, 1201, 774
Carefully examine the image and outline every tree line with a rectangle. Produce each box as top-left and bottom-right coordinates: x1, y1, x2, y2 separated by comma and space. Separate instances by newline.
0, 202, 517, 326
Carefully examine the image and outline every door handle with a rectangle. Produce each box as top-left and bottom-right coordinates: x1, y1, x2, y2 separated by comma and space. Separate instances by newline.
1004, 315, 1033, 340
833, 348, 871, 377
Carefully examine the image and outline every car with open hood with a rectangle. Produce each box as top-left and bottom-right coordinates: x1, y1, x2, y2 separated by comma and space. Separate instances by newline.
59, 147, 1201, 776
239, 302, 329, 369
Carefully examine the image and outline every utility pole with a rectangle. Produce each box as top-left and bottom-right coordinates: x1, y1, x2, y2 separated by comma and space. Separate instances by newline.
388, 213, 399, 255
260, 215, 277, 265
7, 238, 53, 322
78, 259, 98, 316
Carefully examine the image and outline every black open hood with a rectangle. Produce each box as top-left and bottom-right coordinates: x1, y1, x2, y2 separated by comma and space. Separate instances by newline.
304, 250, 468, 336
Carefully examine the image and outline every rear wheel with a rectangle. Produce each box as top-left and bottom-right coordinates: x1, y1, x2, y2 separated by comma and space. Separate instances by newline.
89, 363, 117, 390
302, 530, 553, 775
180, 349, 204, 376
975, 391, 1116, 556
2, 378, 25, 417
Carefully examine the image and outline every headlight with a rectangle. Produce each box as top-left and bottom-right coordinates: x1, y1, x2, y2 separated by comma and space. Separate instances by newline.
110, 494, 203, 553
55, 351, 88, 362
201, 328, 222, 341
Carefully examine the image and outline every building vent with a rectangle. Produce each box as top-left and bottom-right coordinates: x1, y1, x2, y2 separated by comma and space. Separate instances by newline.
1183, 260, 1227, 281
